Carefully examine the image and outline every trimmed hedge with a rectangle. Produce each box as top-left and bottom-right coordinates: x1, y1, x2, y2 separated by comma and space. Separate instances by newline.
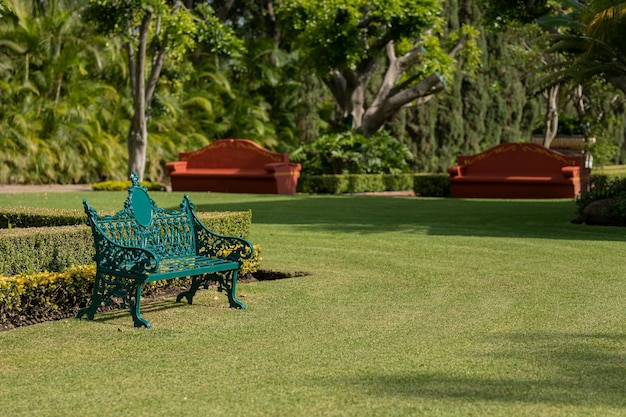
196, 211, 252, 239
0, 210, 253, 277
0, 226, 93, 276
0, 207, 85, 228
297, 173, 451, 197
574, 174, 626, 225
0, 206, 251, 236
91, 180, 166, 191
413, 174, 451, 197
0, 265, 95, 329
298, 174, 414, 194
0, 207, 259, 329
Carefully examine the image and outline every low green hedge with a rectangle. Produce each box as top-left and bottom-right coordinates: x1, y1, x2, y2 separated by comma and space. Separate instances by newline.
0, 210, 253, 277
413, 174, 451, 197
0, 207, 85, 228
91, 180, 166, 191
196, 211, 252, 239
0, 206, 252, 236
0, 226, 93, 276
0, 207, 259, 329
298, 174, 414, 194
0, 265, 95, 329
298, 173, 451, 197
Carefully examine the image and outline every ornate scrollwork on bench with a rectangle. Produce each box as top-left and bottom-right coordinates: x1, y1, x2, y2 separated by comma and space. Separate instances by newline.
77, 172, 254, 328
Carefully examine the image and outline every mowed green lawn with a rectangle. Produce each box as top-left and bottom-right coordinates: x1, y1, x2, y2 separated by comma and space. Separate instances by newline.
1, 191, 625, 416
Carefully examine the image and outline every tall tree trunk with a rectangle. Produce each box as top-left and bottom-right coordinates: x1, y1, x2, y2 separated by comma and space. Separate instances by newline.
542, 85, 559, 148
126, 11, 151, 181
125, 6, 172, 181
128, 111, 148, 180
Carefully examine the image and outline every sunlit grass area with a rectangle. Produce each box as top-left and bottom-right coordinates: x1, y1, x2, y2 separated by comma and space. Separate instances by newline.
1, 191, 625, 416
595, 164, 626, 177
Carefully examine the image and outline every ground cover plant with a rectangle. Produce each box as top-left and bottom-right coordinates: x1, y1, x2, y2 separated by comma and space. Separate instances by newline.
1, 190, 626, 416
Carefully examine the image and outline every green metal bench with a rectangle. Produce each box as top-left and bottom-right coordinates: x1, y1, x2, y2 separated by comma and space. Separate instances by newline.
76, 172, 253, 328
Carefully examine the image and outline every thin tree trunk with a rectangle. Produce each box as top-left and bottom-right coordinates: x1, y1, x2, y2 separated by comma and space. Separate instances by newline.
127, 11, 152, 180
542, 85, 559, 148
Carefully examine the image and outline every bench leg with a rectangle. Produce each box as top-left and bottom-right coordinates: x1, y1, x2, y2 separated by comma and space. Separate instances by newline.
176, 270, 246, 309
176, 275, 204, 305
221, 270, 246, 310
128, 283, 151, 328
76, 271, 105, 321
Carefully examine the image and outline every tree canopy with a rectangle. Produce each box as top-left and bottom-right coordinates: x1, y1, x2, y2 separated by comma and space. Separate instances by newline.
277, 0, 481, 136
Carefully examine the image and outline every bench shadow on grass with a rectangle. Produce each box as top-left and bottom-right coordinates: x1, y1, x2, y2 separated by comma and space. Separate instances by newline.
188, 196, 626, 242
89, 270, 308, 328
331, 331, 626, 408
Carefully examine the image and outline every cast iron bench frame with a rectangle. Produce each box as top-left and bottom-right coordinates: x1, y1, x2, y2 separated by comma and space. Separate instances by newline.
76, 173, 253, 328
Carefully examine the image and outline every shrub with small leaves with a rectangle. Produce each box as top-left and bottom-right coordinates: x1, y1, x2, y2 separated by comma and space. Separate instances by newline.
91, 180, 166, 191
574, 175, 626, 224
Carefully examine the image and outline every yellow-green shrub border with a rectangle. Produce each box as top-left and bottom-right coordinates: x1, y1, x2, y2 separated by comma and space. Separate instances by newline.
0, 245, 261, 330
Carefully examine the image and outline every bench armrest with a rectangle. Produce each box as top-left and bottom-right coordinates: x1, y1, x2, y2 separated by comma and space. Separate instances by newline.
561, 166, 580, 178
166, 161, 187, 174
90, 227, 160, 275
264, 162, 301, 174
447, 165, 466, 177
189, 209, 254, 263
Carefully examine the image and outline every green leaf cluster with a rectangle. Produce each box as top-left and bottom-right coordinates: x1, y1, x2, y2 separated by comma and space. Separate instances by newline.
575, 174, 626, 224
278, 0, 440, 72
292, 130, 413, 175
0, 265, 95, 329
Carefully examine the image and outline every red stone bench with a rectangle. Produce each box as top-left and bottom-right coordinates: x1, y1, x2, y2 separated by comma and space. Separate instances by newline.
446, 143, 590, 198
165, 139, 301, 194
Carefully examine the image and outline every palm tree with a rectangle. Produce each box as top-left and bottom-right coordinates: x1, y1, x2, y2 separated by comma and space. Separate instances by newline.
538, 1, 626, 94
0, 0, 127, 183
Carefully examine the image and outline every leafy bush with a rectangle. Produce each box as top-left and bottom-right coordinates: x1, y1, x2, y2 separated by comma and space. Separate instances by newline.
574, 175, 626, 224
0, 265, 95, 329
292, 130, 413, 175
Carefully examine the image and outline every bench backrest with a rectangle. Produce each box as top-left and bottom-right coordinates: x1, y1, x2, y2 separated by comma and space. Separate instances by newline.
457, 143, 582, 176
84, 173, 196, 259
180, 138, 289, 170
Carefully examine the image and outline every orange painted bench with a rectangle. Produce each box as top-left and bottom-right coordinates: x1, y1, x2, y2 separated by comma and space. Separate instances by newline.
165, 139, 301, 194
446, 143, 590, 198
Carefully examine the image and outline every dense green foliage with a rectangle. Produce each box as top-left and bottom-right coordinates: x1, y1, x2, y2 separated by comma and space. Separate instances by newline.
0, 207, 85, 228
413, 173, 452, 197
292, 130, 413, 175
0, 265, 95, 329
575, 174, 626, 225
1, 0, 626, 182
